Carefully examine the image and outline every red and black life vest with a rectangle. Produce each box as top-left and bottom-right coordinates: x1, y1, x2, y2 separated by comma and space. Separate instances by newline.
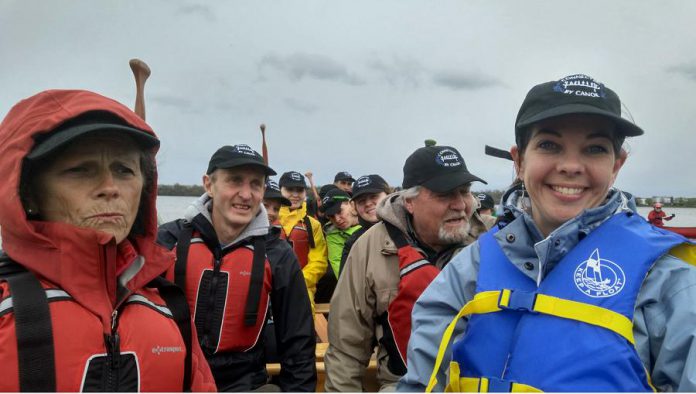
278, 215, 315, 268
0, 254, 193, 392
174, 223, 272, 354
378, 222, 440, 376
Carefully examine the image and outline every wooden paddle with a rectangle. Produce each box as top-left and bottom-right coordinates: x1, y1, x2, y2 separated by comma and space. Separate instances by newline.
129, 59, 151, 120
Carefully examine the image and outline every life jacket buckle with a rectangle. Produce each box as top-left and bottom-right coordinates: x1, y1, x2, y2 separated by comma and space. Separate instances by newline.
498, 289, 538, 313
483, 376, 514, 392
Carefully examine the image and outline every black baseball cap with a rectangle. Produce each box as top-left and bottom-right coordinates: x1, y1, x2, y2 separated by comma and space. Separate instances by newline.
279, 171, 306, 188
476, 193, 495, 210
402, 145, 486, 193
264, 180, 291, 206
334, 171, 355, 183
320, 189, 351, 216
351, 174, 390, 200
206, 144, 276, 175
27, 111, 159, 161
319, 184, 338, 199
515, 74, 644, 145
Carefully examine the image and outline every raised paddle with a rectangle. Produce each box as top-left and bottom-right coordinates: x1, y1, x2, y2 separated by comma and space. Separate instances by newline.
129, 59, 151, 120
260, 123, 269, 165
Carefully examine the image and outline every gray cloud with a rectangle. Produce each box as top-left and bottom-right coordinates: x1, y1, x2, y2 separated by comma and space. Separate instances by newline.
667, 63, 696, 81
368, 56, 425, 88
259, 53, 365, 86
284, 98, 318, 114
176, 4, 215, 21
432, 71, 501, 90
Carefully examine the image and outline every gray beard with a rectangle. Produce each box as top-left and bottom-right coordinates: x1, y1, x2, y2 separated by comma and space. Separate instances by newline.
437, 221, 471, 244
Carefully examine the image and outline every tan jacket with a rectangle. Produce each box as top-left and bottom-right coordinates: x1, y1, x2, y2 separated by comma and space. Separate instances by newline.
324, 192, 486, 391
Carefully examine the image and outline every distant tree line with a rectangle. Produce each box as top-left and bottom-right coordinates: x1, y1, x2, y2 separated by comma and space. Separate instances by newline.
158, 183, 205, 196
157, 183, 696, 208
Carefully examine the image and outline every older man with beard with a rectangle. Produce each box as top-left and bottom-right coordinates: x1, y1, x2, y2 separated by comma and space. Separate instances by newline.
324, 145, 488, 392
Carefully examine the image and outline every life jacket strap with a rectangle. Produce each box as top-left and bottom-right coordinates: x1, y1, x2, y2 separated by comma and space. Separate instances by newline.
302, 215, 316, 249
244, 237, 267, 326
174, 221, 194, 290
426, 289, 635, 392
445, 362, 542, 393
0, 255, 57, 392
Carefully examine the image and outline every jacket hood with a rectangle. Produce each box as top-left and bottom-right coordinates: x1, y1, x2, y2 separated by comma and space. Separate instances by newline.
0, 90, 171, 320
376, 191, 411, 234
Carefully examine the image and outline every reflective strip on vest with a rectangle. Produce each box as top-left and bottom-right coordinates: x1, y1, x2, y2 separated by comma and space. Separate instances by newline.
0, 289, 71, 316
125, 294, 174, 318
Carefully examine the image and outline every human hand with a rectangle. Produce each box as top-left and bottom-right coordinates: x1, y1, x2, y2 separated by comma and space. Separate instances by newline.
305, 171, 313, 180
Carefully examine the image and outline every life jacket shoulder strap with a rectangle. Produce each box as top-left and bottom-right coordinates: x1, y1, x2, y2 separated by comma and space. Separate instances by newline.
302, 215, 316, 249
0, 253, 57, 392
174, 221, 194, 290
245, 237, 267, 326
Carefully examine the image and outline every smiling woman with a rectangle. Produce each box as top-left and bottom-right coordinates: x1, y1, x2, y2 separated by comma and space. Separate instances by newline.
400, 74, 696, 393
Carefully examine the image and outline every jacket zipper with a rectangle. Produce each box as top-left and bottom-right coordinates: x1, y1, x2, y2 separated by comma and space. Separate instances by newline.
104, 309, 121, 391
201, 253, 223, 352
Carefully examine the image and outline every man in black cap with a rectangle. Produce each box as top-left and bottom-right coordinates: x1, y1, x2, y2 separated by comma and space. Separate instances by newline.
324, 145, 488, 391
339, 174, 392, 273
157, 145, 316, 392
333, 171, 356, 194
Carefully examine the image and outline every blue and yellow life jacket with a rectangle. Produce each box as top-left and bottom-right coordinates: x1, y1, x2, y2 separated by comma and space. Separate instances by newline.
427, 212, 694, 392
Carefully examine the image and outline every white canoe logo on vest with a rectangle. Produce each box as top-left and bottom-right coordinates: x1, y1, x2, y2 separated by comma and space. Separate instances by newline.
574, 248, 625, 298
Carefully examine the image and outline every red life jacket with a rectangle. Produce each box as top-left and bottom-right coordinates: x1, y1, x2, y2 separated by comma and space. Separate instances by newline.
278, 216, 315, 269
378, 222, 440, 376
174, 224, 272, 354
0, 256, 194, 392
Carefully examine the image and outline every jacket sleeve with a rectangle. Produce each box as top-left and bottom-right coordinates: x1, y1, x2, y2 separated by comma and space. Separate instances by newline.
633, 253, 696, 391
156, 219, 184, 250
323, 237, 376, 392
301, 217, 328, 305
397, 243, 480, 392
270, 241, 317, 392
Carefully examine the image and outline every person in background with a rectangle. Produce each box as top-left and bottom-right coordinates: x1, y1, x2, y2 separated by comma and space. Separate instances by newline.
0, 89, 216, 391
339, 174, 392, 273
399, 74, 696, 392
314, 189, 361, 303
647, 202, 675, 227
316, 184, 339, 226
278, 171, 328, 309
324, 145, 488, 391
333, 171, 356, 194
263, 179, 291, 224
475, 192, 497, 230
158, 146, 316, 391
304, 171, 322, 215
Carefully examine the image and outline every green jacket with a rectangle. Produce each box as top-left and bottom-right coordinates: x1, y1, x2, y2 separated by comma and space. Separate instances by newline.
325, 224, 362, 277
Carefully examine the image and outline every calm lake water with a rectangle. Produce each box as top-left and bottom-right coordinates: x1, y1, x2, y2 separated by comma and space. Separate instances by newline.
2, 196, 695, 248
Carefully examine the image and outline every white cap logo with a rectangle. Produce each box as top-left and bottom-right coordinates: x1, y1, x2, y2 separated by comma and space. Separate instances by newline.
553, 74, 606, 99
356, 176, 371, 188
233, 144, 256, 156
435, 148, 462, 168
290, 172, 302, 181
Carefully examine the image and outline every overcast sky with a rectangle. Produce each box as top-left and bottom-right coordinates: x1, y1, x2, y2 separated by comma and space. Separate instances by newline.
2, 0, 695, 197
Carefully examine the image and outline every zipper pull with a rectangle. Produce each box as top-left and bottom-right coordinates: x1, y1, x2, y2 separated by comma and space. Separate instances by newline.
111, 309, 119, 331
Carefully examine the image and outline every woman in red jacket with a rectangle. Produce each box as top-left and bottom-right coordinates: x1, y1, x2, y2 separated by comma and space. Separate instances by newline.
0, 90, 216, 392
